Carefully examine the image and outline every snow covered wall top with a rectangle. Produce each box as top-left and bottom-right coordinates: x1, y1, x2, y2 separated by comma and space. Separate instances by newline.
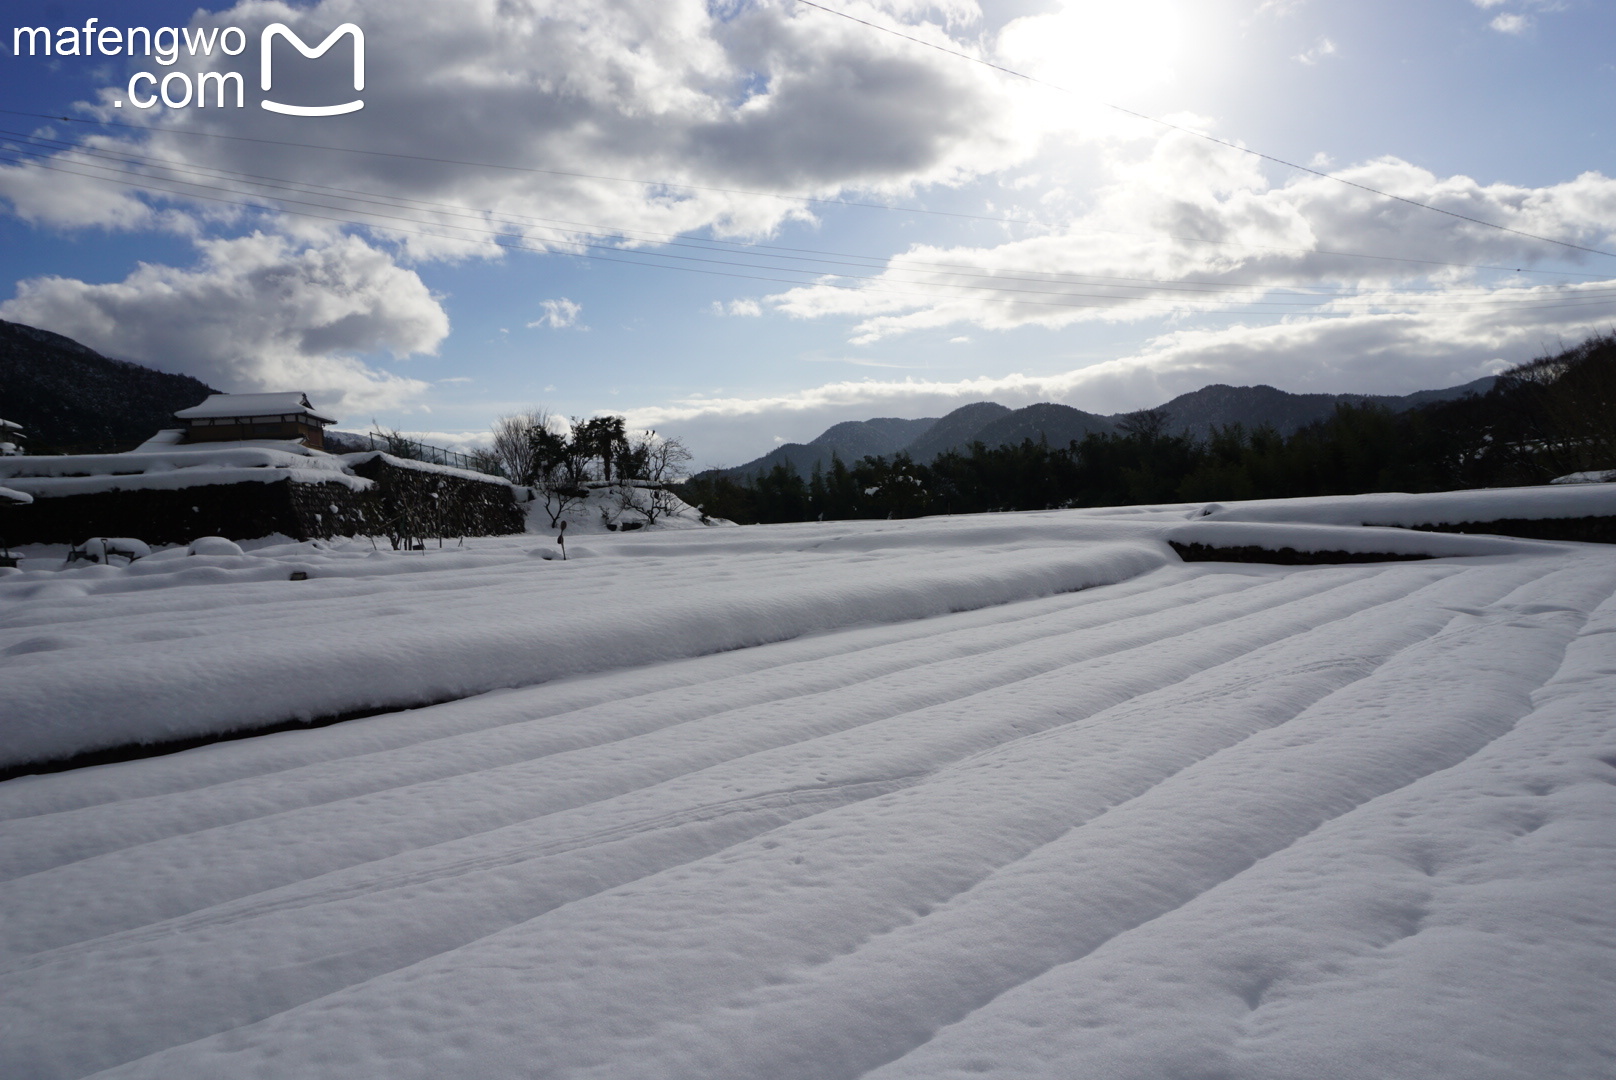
0, 446, 522, 500
0, 445, 372, 496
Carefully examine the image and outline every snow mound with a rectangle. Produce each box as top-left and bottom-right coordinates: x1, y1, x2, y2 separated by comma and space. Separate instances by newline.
0, 536, 1165, 769
1185, 482, 1616, 528
186, 537, 244, 557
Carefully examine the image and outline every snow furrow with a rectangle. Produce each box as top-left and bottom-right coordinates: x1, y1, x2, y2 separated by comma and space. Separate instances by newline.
0, 561, 1422, 959
0, 564, 1201, 821
0, 567, 1251, 877
5, 560, 1563, 1080
858, 564, 1616, 1080
0, 495, 1608, 1080
2, 541, 1169, 768
684, 560, 1616, 1080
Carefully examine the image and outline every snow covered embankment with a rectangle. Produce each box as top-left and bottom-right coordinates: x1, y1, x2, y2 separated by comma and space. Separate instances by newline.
0, 540, 1166, 771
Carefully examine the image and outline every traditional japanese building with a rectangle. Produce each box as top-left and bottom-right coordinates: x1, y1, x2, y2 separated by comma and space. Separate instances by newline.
173, 392, 336, 449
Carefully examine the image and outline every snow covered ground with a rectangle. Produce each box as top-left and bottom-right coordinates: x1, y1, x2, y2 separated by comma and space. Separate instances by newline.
1, 490, 1614, 1079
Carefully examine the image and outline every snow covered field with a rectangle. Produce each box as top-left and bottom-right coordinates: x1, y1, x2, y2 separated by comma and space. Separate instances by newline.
2, 492, 1614, 1079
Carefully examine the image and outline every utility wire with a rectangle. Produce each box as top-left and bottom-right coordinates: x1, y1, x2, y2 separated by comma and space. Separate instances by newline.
791, 0, 1616, 261
0, 107, 1049, 226
1, 108, 1603, 280
5, 126, 1589, 300
5, 127, 1609, 313
6, 142, 1612, 317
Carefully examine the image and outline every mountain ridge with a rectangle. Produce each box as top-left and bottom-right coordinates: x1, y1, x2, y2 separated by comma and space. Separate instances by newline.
706, 376, 1498, 480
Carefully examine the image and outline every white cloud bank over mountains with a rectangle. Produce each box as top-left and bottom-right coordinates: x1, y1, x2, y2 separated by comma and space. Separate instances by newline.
626, 292, 1613, 467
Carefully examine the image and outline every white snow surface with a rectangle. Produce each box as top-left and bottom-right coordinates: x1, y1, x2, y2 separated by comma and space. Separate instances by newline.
1553, 469, 1616, 485
0, 494, 1613, 1080
0, 445, 516, 498
1187, 482, 1616, 527
335, 450, 516, 487
0, 445, 372, 496
173, 392, 333, 423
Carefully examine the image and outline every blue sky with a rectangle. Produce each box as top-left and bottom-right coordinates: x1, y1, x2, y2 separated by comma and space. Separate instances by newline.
3, 0, 1614, 467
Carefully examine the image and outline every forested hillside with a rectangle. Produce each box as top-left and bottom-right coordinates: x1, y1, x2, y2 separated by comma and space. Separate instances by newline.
0, 319, 216, 452
708, 377, 1494, 480
676, 336, 1613, 524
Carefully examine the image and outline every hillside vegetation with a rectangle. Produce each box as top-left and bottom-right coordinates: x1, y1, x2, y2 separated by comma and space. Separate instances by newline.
705, 376, 1495, 482
0, 319, 216, 453
676, 334, 1615, 524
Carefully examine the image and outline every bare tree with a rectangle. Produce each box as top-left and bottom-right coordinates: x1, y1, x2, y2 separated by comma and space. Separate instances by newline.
467, 448, 505, 477
491, 408, 554, 482
641, 432, 693, 483
616, 431, 694, 524
371, 425, 423, 461
1118, 408, 1170, 440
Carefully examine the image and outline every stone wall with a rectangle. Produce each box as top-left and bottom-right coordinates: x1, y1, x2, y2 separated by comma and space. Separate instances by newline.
0, 478, 369, 546
346, 455, 526, 544
1, 456, 524, 547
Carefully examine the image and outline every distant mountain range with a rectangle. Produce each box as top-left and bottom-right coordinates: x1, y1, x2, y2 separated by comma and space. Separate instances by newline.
0, 319, 216, 452
708, 377, 1497, 480
0, 316, 1497, 473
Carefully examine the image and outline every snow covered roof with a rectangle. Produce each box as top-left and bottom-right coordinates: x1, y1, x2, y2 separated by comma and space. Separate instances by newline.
174, 393, 336, 425
131, 430, 335, 457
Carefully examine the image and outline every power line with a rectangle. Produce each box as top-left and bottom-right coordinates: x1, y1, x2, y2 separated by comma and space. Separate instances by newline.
0, 107, 1051, 227
6, 141, 1612, 319
2, 108, 1604, 281
791, 0, 1616, 261
6, 126, 1590, 301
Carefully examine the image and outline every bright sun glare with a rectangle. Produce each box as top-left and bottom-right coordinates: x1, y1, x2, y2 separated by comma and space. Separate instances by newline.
996, 0, 1186, 101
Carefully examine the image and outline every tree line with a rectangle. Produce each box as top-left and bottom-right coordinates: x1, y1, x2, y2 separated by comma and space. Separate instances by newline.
489, 410, 692, 528
674, 333, 1616, 525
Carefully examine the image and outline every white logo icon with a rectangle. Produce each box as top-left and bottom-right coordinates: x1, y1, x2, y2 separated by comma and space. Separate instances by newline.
261, 23, 364, 116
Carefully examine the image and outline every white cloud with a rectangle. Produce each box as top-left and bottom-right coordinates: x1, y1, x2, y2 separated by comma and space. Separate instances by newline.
0, 144, 166, 231
0, 233, 444, 417
529, 298, 584, 330
762, 138, 1616, 343
624, 286, 1616, 464
994, 0, 1184, 100
4, 0, 1027, 257
1474, 0, 1568, 32
1296, 37, 1337, 64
